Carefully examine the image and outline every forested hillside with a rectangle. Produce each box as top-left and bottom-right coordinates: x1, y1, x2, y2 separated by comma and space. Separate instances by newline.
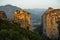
0, 19, 44, 40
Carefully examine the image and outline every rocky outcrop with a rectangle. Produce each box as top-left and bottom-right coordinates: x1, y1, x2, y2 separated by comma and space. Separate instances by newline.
43, 7, 60, 39
14, 10, 32, 31
0, 11, 7, 20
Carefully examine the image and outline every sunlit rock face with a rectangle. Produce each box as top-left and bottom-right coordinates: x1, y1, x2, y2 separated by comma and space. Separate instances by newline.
14, 10, 32, 31
43, 7, 60, 39
0, 11, 7, 19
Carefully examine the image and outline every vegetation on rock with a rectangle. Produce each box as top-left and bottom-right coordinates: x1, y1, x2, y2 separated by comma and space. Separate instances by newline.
0, 19, 44, 40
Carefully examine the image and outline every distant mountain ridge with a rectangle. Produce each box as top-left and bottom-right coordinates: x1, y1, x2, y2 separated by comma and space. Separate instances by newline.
24, 9, 46, 16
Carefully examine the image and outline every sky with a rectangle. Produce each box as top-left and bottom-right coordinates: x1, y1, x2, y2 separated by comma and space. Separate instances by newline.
0, 0, 60, 9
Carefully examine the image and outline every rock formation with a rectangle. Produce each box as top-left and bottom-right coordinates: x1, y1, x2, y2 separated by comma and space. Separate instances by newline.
14, 10, 32, 31
43, 7, 60, 39
0, 11, 7, 20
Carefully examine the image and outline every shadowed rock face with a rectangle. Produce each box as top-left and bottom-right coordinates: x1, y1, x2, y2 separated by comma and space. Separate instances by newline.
56, 20, 60, 40
14, 10, 32, 31
0, 11, 7, 19
43, 7, 60, 39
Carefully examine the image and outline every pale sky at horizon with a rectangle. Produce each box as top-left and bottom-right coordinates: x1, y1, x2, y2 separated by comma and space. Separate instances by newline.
0, 0, 60, 9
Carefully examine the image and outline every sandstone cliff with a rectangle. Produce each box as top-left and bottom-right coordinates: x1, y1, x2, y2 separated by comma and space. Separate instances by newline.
43, 7, 60, 39
14, 10, 32, 31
